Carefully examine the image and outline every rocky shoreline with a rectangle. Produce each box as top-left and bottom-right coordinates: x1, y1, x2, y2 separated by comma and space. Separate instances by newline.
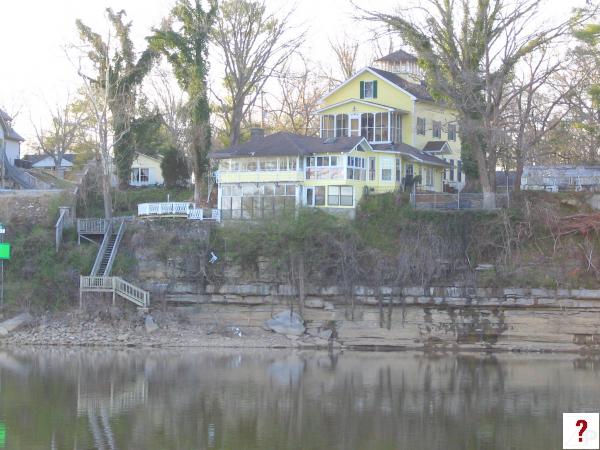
0, 309, 338, 350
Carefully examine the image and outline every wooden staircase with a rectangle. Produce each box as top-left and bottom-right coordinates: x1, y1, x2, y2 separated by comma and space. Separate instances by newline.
80, 218, 150, 309
91, 220, 125, 277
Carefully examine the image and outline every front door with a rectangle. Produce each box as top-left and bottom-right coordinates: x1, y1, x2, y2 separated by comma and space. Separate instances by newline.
305, 187, 314, 206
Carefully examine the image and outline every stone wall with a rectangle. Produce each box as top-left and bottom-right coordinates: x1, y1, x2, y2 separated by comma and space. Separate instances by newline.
0, 189, 68, 226
168, 283, 600, 352
126, 223, 600, 352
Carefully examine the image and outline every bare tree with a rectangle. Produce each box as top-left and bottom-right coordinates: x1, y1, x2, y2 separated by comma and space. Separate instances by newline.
368, 0, 598, 208
330, 34, 360, 80
31, 96, 88, 178
212, 0, 305, 145
265, 58, 327, 136
69, 18, 134, 219
503, 50, 576, 190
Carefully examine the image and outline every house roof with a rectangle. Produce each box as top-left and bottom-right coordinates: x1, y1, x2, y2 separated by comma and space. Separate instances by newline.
374, 49, 418, 64
135, 151, 163, 162
209, 132, 365, 159
371, 143, 450, 167
368, 67, 434, 101
24, 153, 77, 164
0, 108, 24, 142
422, 141, 449, 152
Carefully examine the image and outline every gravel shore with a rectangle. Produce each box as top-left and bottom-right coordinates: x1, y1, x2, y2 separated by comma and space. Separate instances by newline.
0, 309, 337, 349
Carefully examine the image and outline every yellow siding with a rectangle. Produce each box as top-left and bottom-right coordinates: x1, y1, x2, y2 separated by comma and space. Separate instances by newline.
321, 71, 414, 112
413, 102, 461, 156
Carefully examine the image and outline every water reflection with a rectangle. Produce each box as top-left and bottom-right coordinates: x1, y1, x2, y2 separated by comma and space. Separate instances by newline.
0, 348, 598, 450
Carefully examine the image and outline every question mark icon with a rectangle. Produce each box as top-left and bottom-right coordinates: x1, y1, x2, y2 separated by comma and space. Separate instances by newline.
577, 419, 588, 442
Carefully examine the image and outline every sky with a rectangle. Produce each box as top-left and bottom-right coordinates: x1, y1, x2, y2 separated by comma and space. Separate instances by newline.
0, 0, 589, 152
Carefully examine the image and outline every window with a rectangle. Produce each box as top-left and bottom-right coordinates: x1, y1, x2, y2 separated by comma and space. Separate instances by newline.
328, 186, 340, 205
457, 160, 462, 182
392, 112, 403, 143
425, 167, 433, 186
131, 168, 149, 183
340, 186, 353, 206
449, 159, 455, 181
369, 157, 376, 181
381, 158, 393, 181
347, 156, 365, 180
315, 186, 326, 206
361, 80, 377, 99
360, 113, 374, 141
448, 124, 457, 141
220, 160, 231, 171
322, 115, 335, 139
396, 158, 401, 182
230, 160, 240, 171
259, 158, 278, 171
279, 157, 297, 171
432, 120, 441, 139
374, 113, 389, 142
336, 114, 349, 137
417, 117, 426, 135
406, 164, 414, 176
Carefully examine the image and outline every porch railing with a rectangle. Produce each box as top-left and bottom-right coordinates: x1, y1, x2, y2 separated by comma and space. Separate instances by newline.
137, 202, 221, 222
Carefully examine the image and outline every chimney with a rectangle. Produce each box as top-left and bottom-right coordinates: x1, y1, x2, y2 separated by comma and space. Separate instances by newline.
250, 128, 265, 141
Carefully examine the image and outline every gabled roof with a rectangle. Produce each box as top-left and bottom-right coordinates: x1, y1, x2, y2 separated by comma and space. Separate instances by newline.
134, 151, 163, 162
0, 108, 24, 142
209, 132, 366, 159
24, 153, 77, 164
368, 67, 434, 101
422, 141, 452, 153
371, 143, 450, 168
374, 49, 418, 63
319, 66, 435, 106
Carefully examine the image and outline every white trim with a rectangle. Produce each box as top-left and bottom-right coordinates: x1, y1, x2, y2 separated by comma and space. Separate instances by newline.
411, 99, 416, 146
315, 98, 399, 114
318, 67, 418, 104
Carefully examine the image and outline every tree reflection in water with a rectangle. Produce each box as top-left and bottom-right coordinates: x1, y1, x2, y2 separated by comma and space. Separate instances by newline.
0, 348, 597, 450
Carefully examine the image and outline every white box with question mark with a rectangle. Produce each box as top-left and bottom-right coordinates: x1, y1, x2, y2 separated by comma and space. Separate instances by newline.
564, 413, 599, 449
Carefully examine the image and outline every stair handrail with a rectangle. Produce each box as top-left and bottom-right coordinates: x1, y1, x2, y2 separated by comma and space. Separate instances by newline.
103, 220, 125, 277
90, 221, 113, 276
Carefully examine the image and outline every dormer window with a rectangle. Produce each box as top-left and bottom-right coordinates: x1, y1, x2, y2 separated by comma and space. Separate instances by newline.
360, 80, 378, 99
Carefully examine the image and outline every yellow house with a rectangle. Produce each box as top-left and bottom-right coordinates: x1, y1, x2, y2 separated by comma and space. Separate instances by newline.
210, 50, 463, 217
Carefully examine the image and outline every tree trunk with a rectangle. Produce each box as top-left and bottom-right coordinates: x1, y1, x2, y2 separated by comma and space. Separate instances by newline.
297, 254, 305, 316
473, 139, 496, 209
229, 101, 244, 146
102, 173, 113, 219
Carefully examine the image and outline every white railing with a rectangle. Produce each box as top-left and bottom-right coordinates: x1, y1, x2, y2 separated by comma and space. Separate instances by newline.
90, 222, 113, 276
138, 202, 221, 222
77, 216, 135, 236
80, 276, 149, 308
138, 202, 193, 216
55, 209, 67, 253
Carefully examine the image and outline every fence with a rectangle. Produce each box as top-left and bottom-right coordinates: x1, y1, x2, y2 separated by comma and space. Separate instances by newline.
410, 192, 510, 210
137, 202, 220, 222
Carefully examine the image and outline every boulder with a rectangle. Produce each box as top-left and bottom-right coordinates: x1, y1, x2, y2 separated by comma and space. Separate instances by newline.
265, 311, 305, 336
0, 313, 33, 336
145, 315, 159, 334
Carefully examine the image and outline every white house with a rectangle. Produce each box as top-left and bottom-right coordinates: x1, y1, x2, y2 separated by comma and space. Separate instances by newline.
23, 153, 76, 170
0, 109, 24, 164
130, 152, 164, 187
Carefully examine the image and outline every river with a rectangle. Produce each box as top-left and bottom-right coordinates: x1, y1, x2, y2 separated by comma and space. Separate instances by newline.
0, 348, 597, 449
